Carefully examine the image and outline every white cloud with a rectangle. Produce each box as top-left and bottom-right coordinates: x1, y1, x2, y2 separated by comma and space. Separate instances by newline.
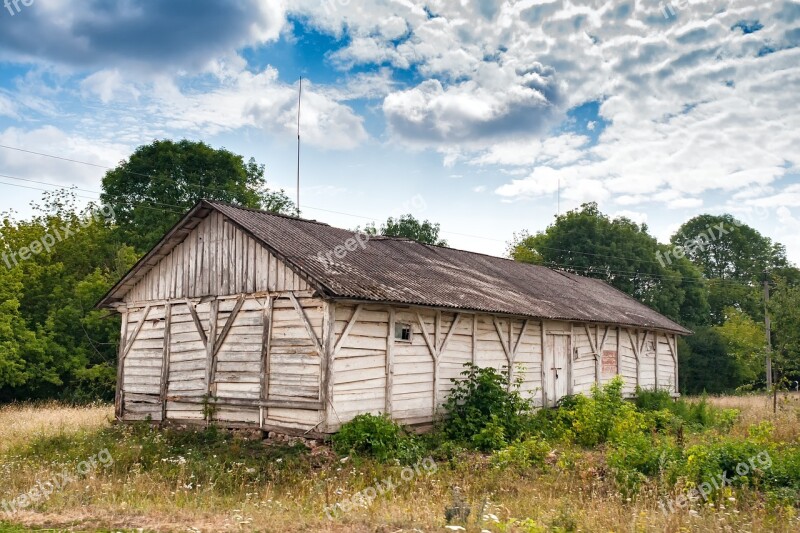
0, 126, 129, 188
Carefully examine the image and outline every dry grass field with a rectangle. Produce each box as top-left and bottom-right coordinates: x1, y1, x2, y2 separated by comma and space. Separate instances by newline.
0, 393, 797, 532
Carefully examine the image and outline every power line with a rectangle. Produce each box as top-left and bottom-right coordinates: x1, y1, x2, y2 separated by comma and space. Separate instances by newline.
0, 175, 763, 288
0, 179, 185, 216
0, 145, 783, 288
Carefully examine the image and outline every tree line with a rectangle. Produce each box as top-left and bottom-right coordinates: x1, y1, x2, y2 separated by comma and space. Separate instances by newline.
0, 139, 796, 402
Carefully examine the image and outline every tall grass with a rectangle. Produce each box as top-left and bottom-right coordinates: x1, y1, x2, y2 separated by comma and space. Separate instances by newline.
0, 394, 798, 532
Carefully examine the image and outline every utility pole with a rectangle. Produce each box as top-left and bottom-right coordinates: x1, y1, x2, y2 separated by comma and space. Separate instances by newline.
296, 77, 302, 216
763, 270, 773, 390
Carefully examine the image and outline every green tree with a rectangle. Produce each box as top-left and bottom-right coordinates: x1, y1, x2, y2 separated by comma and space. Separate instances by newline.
362, 214, 448, 246
714, 307, 765, 385
670, 214, 787, 280
679, 328, 743, 394
508, 203, 708, 325
768, 281, 800, 383
670, 214, 788, 324
101, 139, 294, 252
0, 190, 137, 401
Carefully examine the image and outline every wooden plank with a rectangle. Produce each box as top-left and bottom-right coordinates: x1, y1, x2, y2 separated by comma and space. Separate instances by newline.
288, 292, 324, 357
439, 313, 462, 354
205, 299, 219, 399
415, 312, 436, 358
625, 328, 641, 389
386, 307, 395, 415
260, 296, 274, 427
122, 305, 152, 360
333, 304, 363, 356
471, 314, 477, 365
185, 300, 208, 346
672, 334, 679, 393
493, 318, 511, 359
115, 311, 129, 420
160, 303, 172, 422
540, 320, 546, 406
654, 331, 659, 389
323, 302, 336, 430
213, 295, 246, 356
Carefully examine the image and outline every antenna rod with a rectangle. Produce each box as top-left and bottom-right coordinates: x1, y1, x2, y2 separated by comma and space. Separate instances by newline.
296, 77, 302, 215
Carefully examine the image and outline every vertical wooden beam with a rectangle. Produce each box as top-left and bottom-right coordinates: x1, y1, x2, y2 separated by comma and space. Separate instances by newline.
616, 326, 621, 377
540, 320, 547, 407
386, 307, 395, 415
625, 328, 641, 390
115, 310, 129, 421
323, 301, 337, 431
673, 334, 679, 394
654, 331, 660, 391
435, 311, 442, 354
594, 325, 600, 384
160, 303, 172, 424
568, 323, 574, 395
471, 314, 478, 365
205, 299, 219, 402
260, 296, 274, 429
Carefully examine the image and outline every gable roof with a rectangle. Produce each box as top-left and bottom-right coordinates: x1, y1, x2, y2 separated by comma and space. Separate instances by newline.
98, 200, 691, 335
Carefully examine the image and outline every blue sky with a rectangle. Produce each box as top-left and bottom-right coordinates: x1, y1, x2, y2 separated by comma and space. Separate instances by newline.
1, 0, 799, 261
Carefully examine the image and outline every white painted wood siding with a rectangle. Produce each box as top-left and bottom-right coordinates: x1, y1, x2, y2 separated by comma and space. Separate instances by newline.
124, 211, 311, 303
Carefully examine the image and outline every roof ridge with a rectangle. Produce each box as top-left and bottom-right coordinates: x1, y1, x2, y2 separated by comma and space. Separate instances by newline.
203, 199, 332, 227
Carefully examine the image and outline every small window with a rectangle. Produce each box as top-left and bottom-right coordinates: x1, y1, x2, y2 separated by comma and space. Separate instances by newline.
395, 323, 413, 342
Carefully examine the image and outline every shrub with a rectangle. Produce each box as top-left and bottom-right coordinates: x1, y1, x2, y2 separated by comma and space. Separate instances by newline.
332, 413, 423, 463
636, 389, 740, 431
567, 376, 632, 447
634, 388, 674, 411
607, 433, 684, 496
491, 437, 552, 470
441, 364, 533, 450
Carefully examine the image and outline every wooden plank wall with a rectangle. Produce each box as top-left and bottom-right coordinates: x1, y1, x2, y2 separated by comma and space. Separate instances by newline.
618, 330, 638, 396
657, 332, 677, 392
572, 325, 597, 392
120, 293, 325, 432
122, 305, 166, 421
119, 296, 680, 432
328, 306, 547, 429
124, 211, 310, 303
330, 306, 389, 423
165, 301, 210, 421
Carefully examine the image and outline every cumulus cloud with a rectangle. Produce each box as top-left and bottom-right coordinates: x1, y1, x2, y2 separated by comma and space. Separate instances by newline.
0, 0, 285, 72
383, 61, 563, 145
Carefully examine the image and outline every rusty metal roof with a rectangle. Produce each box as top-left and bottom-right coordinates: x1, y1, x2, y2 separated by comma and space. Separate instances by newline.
99, 200, 690, 334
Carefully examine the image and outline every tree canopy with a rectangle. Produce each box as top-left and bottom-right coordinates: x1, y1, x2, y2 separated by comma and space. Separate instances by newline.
508, 203, 708, 326
509, 203, 799, 393
362, 214, 448, 246
101, 139, 295, 252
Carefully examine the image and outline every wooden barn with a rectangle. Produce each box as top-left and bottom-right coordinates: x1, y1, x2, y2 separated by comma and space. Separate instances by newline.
98, 200, 690, 435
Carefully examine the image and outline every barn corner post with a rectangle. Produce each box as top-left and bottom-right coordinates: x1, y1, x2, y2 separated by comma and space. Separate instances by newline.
321, 299, 336, 433
385, 307, 395, 416
114, 308, 129, 421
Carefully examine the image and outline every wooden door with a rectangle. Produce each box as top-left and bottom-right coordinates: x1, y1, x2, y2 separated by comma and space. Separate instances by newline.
544, 334, 571, 406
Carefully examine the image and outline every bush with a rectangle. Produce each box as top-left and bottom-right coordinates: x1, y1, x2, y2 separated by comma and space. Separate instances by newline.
332, 413, 423, 463
491, 437, 552, 470
566, 376, 633, 447
635, 389, 740, 431
441, 364, 533, 450
607, 433, 684, 496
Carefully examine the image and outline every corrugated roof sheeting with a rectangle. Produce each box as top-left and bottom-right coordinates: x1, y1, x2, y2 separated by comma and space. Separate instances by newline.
209, 201, 690, 334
